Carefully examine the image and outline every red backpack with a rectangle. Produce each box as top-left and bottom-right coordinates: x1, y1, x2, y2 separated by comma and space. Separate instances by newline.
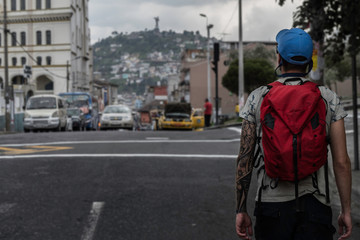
259, 80, 329, 206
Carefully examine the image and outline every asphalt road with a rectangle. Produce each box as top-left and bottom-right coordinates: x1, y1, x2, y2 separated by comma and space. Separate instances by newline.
0, 127, 358, 240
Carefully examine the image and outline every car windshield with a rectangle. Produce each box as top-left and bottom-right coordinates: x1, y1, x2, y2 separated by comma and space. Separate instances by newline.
192, 110, 203, 117
26, 97, 57, 110
104, 105, 130, 114
67, 109, 81, 116
61, 95, 90, 108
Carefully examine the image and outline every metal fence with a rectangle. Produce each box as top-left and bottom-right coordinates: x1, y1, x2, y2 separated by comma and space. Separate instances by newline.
0, 113, 24, 132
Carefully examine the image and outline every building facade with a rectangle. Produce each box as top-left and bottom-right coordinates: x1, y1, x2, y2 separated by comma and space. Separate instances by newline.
0, 0, 91, 114
176, 48, 238, 117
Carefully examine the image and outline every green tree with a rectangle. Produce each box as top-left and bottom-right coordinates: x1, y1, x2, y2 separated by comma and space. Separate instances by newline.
222, 58, 276, 94
244, 43, 275, 62
222, 43, 276, 94
222, 59, 239, 94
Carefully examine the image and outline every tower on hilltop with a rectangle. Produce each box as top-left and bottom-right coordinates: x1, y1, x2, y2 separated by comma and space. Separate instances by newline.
154, 17, 159, 31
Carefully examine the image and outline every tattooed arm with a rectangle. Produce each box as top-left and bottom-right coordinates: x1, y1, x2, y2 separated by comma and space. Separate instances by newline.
236, 120, 257, 212
235, 120, 257, 239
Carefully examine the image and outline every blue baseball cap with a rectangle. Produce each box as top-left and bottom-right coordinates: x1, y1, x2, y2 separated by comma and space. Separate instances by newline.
276, 28, 313, 65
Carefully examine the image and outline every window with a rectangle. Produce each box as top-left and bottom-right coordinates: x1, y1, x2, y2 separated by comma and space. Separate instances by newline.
20, 0, 26, 10
21, 57, 26, 66
46, 56, 51, 65
12, 57, 17, 66
0, 58, 2, 66
45, 82, 53, 90
0, 33, 2, 47
11, 32, 17, 46
36, 0, 41, 9
46, 30, 51, 45
21, 32, 26, 46
36, 31, 42, 45
46, 0, 51, 9
11, 0, 16, 11
36, 57, 42, 66
58, 99, 64, 109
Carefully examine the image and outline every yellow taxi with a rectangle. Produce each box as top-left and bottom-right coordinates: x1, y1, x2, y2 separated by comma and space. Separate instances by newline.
191, 108, 205, 129
158, 103, 204, 130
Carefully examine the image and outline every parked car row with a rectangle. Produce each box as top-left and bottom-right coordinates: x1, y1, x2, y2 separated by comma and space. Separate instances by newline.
23, 94, 135, 132
23, 96, 204, 133
23, 94, 89, 132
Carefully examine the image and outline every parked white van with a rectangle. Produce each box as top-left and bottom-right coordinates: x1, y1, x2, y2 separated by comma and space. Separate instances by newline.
23, 95, 68, 132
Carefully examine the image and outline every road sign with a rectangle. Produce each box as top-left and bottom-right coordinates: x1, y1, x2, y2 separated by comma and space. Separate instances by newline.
23, 65, 32, 79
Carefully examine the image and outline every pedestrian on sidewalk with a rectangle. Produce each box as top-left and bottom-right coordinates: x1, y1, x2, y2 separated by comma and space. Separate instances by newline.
235, 28, 352, 240
235, 102, 240, 118
204, 98, 212, 127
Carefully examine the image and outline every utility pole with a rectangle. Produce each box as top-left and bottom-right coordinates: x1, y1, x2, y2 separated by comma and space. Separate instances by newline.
212, 42, 219, 125
351, 9, 359, 170
67, 61, 70, 92
351, 53, 359, 170
3, 0, 10, 132
238, 0, 245, 109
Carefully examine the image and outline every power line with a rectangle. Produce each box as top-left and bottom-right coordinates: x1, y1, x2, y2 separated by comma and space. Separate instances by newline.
0, 27, 67, 79
15, 40, 67, 79
219, 0, 239, 40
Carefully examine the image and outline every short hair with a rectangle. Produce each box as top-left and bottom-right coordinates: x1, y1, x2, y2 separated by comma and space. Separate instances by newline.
281, 56, 308, 73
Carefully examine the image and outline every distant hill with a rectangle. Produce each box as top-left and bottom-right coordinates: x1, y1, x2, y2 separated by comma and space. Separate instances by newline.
92, 29, 210, 95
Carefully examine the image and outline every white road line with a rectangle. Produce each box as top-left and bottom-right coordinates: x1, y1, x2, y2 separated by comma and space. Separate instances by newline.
0, 139, 240, 148
145, 137, 169, 140
80, 202, 105, 240
227, 127, 242, 135
0, 153, 237, 160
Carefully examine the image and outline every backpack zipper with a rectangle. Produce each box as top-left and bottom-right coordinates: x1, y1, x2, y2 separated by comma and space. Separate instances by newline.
293, 134, 300, 211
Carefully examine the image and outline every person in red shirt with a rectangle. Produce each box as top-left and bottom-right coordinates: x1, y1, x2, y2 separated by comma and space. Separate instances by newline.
204, 98, 212, 127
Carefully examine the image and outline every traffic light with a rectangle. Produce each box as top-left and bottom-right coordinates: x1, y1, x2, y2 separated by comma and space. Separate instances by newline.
212, 42, 219, 74
211, 60, 218, 74
213, 42, 219, 62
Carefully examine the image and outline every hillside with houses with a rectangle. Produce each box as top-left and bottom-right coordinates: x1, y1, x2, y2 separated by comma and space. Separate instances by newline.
92, 29, 210, 96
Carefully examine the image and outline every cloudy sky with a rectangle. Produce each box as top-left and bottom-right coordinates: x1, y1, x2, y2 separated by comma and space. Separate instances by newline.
89, 0, 303, 44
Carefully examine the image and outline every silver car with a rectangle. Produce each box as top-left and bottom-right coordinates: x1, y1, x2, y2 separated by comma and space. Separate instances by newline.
100, 105, 134, 130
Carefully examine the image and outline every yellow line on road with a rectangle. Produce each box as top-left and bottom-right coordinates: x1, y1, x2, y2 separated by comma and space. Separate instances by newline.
0, 146, 73, 155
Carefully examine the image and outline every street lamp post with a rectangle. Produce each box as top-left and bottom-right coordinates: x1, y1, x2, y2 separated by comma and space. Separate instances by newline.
200, 13, 213, 103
